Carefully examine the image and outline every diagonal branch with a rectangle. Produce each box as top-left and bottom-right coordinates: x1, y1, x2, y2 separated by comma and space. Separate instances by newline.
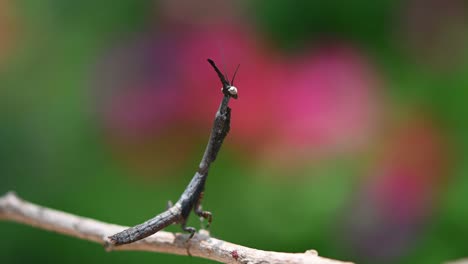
0, 192, 353, 264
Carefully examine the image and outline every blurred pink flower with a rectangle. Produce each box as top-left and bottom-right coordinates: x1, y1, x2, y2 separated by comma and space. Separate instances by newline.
280, 44, 380, 150
259, 44, 382, 170
342, 113, 449, 262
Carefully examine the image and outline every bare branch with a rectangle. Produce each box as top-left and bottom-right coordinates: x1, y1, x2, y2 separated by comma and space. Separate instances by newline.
445, 258, 468, 264
0, 191, 353, 264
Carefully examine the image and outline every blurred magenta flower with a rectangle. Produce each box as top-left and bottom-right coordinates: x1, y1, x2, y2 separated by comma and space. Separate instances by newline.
342, 113, 448, 262
280, 44, 380, 151
259, 44, 382, 170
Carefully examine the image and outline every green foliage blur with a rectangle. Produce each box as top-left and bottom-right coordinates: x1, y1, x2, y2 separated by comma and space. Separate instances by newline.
1, 1, 468, 263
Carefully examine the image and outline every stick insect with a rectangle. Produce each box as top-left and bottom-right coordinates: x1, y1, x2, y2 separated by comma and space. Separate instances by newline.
108, 59, 240, 245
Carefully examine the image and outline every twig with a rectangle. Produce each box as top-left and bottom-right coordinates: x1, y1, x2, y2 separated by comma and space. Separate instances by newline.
0, 192, 353, 264
109, 59, 236, 245
445, 258, 468, 264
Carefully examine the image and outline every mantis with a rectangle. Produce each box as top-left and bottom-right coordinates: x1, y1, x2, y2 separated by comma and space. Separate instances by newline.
108, 59, 239, 245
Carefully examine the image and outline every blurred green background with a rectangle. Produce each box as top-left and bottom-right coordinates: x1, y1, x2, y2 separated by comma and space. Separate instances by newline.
1, 1, 468, 263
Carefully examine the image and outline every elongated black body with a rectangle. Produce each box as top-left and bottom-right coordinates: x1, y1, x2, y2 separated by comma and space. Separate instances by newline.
109, 59, 236, 245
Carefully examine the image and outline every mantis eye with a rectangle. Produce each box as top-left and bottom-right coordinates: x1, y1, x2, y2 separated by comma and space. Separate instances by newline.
227, 86, 238, 95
